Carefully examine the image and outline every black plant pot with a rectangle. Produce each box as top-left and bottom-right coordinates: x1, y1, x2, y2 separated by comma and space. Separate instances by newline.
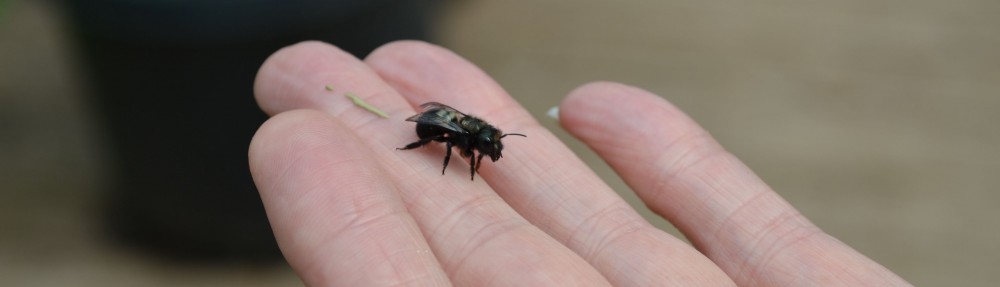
62, 0, 436, 263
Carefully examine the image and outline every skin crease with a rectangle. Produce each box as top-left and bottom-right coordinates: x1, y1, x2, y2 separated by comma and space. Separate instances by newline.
249, 40, 910, 286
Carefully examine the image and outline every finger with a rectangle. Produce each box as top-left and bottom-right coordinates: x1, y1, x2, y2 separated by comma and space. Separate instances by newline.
365, 41, 734, 286
254, 41, 414, 120
249, 109, 450, 286
560, 82, 909, 286
255, 42, 610, 286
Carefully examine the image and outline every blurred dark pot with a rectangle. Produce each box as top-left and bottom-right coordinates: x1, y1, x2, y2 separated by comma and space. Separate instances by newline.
62, 0, 436, 263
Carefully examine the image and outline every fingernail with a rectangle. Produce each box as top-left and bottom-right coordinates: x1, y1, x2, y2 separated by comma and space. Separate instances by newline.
547, 106, 559, 121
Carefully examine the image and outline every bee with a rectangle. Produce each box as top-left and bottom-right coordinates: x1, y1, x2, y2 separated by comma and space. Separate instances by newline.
398, 102, 526, 181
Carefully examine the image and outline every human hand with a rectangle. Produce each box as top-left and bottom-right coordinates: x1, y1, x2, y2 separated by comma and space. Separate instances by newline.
249, 41, 910, 286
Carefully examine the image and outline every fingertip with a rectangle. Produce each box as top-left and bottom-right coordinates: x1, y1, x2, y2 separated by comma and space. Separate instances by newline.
254, 41, 376, 116
256, 41, 340, 78
363, 41, 440, 105
366, 40, 444, 63
364, 40, 445, 81
249, 108, 327, 151
248, 109, 339, 187
365, 40, 507, 109
255, 41, 331, 115
563, 81, 643, 104
560, 81, 692, 143
562, 81, 678, 119
562, 81, 646, 121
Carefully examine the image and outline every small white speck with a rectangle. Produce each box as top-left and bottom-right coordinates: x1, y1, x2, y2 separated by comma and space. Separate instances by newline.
546, 106, 559, 121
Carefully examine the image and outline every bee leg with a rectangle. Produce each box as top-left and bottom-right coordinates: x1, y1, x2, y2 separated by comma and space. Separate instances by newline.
398, 139, 431, 150
475, 153, 486, 173
442, 141, 453, 175
469, 154, 477, 181
398, 135, 443, 150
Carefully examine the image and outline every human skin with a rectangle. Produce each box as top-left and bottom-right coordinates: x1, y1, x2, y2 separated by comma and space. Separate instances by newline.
249, 40, 910, 286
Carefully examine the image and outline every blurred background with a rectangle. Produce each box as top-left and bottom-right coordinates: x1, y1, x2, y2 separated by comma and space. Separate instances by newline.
1, 0, 997, 285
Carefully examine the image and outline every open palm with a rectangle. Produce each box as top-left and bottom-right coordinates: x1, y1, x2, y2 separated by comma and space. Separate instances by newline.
249, 41, 908, 286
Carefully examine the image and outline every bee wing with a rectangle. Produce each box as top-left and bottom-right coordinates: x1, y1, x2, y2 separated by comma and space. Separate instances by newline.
405, 102, 467, 133
419, 102, 464, 115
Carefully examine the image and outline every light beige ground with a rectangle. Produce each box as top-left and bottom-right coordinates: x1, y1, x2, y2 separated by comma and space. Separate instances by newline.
2, 0, 998, 285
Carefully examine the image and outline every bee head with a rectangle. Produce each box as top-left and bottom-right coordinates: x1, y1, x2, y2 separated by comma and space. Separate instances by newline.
478, 129, 526, 162
476, 129, 503, 162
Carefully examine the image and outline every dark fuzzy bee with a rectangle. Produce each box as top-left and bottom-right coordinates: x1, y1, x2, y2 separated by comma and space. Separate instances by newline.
398, 102, 526, 181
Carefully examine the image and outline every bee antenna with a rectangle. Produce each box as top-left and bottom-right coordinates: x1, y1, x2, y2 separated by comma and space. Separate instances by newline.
501, 133, 527, 138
